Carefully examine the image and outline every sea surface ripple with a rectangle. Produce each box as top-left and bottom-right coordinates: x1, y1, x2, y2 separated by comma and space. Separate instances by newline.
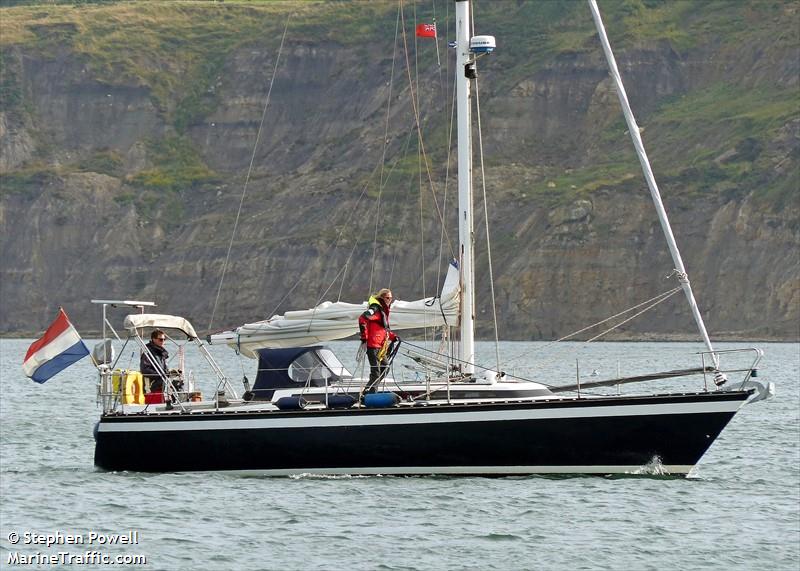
1, 340, 798, 570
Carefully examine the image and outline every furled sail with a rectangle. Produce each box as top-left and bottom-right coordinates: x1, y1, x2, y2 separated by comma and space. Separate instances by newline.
209, 262, 460, 358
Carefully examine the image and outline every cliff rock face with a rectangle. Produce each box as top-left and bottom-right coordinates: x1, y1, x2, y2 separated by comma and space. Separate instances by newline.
1, 1, 797, 341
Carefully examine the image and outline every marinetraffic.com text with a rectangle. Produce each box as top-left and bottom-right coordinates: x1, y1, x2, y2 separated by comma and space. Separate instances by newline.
5, 530, 147, 566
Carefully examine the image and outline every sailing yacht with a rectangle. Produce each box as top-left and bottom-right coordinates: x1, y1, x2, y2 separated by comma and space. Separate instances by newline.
92, 0, 771, 476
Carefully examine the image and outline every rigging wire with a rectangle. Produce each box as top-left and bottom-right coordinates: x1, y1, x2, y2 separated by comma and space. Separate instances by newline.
428, 0, 454, 348
411, 0, 428, 343
294, 127, 419, 331
584, 286, 682, 343
268, 116, 417, 321
425, 2, 452, 347
398, 0, 460, 350
312, 176, 403, 309
435, 82, 458, 370
435, 9, 456, 299
267, 159, 384, 318
417, 0, 450, 345
336, 260, 349, 302
503, 285, 684, 366
472, 58, 502, 375
208, 12, 292, 334
369, 3, 402, 296
512, 287, 685, 377
339, 137, 427, 301
265, 159, 382, 320
397, 338, 666, 398
440, 3, 458, 369
366, 123, 419, 294
226, 5, 404, 325
217, 3, 458, 346
399, 2, 455, 260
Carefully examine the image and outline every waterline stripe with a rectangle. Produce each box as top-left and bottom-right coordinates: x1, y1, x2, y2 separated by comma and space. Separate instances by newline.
211, 464, 695, 476
98, 399, 740, 433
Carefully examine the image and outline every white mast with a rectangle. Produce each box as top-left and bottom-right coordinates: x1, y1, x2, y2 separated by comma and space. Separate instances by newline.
588, 0, 716, 357
455, 0, 475, 374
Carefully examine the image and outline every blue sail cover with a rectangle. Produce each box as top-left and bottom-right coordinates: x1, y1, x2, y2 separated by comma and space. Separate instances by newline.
252, 346, 347, 400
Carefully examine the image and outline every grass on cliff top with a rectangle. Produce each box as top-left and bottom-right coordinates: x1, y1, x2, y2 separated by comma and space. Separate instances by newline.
0, 2, 398, 49
0, 1, 398, 129
2, 0, 795, 210
475, 0, 791, 87
596, 0, 791, 51
3, 1, 792, 126
3, 0, 792, 95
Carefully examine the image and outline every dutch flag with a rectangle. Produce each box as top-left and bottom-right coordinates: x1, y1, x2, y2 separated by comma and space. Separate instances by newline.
22, 308, 90, 384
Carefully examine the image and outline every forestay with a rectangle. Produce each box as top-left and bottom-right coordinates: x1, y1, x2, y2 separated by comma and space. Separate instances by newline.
209, 262, 460, 358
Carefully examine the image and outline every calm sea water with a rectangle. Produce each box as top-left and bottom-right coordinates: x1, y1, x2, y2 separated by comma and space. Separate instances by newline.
1, 339, 798, 570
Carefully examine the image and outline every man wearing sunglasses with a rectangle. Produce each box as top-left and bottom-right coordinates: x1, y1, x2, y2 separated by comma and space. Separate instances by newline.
140, 329, 169, 393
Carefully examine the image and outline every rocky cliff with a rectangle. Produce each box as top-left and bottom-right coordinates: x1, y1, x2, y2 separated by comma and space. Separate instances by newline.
1, 0, 798, 341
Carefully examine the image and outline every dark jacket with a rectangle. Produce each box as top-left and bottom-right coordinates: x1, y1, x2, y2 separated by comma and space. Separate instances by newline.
140, 341, 169, 384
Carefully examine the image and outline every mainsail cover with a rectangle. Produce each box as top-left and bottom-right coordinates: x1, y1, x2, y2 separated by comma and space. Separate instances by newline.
209, 262, 460, 358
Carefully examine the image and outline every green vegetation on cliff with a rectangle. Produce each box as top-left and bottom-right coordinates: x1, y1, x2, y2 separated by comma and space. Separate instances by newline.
0, 0, 797, 339
0, 0, 797, 210
131, 136, 219, 192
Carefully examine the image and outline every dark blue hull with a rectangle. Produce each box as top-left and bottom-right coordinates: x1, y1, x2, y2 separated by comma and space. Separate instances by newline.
94, 390, 750, 475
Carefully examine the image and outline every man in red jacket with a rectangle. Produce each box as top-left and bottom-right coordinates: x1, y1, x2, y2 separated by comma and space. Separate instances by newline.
358, 288, 398, 395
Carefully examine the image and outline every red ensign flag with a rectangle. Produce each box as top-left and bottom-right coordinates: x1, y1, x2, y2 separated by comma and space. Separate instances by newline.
416, 23, 437, 38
